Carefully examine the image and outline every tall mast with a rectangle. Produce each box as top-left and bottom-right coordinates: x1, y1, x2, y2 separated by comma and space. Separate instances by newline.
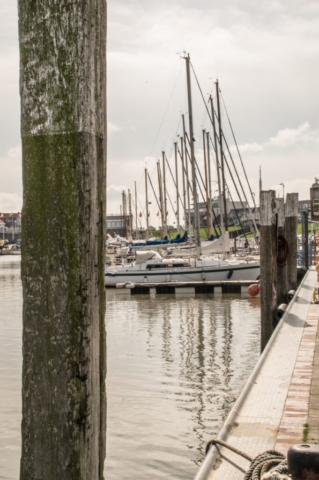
157, 160, 165, 238
162, 151, 168, 237
206, 131, 213, 235
174, 142, 180, 234
121, 191, 125, 222
215, 80, 228, 231
210, 95, 224, 235
180, 137, 187, 232
134, 181, 138, 239
122, 190, 127, 237
203, 129, 211, 239
185, 53, 201, 252
128, 189, 132, 237
145, 168, 150, 238
147, 171, 161, 214
182, 114, 192, 235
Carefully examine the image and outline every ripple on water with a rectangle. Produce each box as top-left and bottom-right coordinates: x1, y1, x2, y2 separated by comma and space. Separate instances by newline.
0, 257, 260, 480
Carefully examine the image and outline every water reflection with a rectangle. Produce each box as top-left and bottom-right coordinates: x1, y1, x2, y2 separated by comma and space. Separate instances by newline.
0, 260, 260, 480
105, 292, 260, 479
0, 256, 22, 480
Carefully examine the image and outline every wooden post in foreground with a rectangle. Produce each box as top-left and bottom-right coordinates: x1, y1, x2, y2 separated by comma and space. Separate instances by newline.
285, 193, 298, 292
18, 1, 107, 479
276, 198, 287, 305
260, 190, 277, 352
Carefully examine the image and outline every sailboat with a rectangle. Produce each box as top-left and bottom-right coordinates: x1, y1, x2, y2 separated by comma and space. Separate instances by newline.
105, 249, 259, 286
105, 54, 260, 287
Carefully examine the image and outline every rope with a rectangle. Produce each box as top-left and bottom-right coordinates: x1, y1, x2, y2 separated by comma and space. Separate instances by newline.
244, 450, 289, 480
205, 439, 289, 480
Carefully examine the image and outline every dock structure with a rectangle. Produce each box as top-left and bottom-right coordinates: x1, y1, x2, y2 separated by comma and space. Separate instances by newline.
194, 266, 319, 480
114, 280, 258, 296
110, 267, 306, 296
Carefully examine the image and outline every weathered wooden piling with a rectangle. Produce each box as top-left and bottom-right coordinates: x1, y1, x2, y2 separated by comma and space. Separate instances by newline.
285, 193, 298, 291
302, 210, 309, 269
260, 190, 277, 352
276, 198, 287, 305
18, 1, 107, 479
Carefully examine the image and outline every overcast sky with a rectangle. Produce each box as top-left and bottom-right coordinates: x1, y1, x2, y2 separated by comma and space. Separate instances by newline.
1, 0, 319, 226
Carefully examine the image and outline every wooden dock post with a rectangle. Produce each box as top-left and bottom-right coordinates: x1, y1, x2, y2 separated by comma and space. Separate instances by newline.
285, 193, 298, 291
260, 190, 277, 352
302, 210, 309, 269
18, 1, 107, 479
276, 198, 287, 305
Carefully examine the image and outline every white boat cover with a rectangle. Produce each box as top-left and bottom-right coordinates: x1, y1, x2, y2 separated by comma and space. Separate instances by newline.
135, 250, 162, 264
201, 232, 230, 253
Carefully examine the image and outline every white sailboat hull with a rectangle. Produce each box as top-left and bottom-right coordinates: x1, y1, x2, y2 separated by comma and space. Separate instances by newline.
105, 260, 260, 287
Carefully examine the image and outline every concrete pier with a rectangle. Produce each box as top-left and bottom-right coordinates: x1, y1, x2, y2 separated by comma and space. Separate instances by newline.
194, 266, 319, 480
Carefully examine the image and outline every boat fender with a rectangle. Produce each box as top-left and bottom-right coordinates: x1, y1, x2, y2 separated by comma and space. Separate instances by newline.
287, 290, 296, 302
227, 269, 233, 279
247, 284, 260, 297
275, 303, 287, 322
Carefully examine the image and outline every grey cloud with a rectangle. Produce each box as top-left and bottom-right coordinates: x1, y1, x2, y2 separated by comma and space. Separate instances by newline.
1, 0, 319, 215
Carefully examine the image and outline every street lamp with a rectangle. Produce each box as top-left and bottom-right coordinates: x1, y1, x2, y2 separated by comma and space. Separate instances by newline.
280, 183, 285, 200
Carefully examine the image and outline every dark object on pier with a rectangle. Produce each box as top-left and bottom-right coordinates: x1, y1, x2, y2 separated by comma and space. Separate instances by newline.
288, 444, 319, 480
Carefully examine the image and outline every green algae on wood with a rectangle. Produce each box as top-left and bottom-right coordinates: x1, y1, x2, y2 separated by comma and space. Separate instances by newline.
18, 1, 107, 479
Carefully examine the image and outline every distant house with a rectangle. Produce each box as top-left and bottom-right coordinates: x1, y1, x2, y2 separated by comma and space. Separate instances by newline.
0, 212, 22, 232
106, 214, 132, 238
0, 218, 5, 230
298, 200, 311, 213
188, 197, 250, 228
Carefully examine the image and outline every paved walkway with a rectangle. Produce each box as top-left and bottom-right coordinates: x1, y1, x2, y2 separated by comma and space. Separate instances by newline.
307, 300, 319, 444
195, 267, 319, 480
275, 300, 319, 451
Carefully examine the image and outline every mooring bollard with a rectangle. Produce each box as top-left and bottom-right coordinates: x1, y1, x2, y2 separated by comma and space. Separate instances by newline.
288, 444, 319, 480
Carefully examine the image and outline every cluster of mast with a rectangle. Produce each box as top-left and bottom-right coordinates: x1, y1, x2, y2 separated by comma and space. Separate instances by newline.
122, 54, 258, 250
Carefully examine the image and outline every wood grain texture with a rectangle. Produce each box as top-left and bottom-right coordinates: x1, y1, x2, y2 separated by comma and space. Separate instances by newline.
18, 1, 107, 479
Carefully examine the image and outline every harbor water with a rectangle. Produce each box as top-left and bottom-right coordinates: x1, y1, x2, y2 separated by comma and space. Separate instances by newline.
0, 256, 260, 480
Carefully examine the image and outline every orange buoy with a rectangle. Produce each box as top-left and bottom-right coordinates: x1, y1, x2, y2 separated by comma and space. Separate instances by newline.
247, 283, 260, 297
